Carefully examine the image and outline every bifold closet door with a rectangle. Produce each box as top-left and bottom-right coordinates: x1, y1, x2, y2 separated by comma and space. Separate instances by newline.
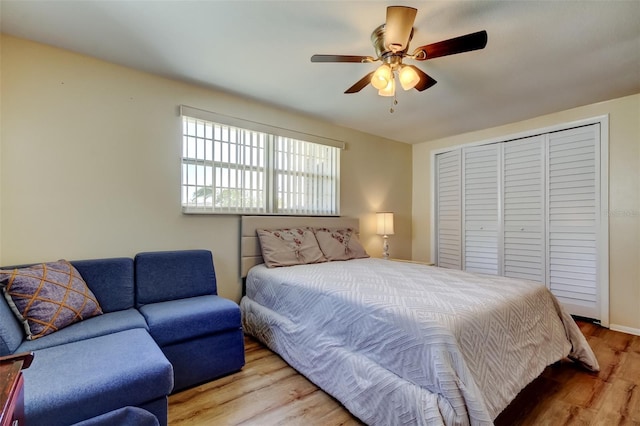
435, 150, 462, 269
434, 122, 603, 321
503, 136, 545, 283
463, 144, 500, 275
547, 124, 600, 319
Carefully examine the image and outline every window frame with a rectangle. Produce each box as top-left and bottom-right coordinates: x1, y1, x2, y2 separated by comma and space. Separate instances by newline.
180, 105, 343, 216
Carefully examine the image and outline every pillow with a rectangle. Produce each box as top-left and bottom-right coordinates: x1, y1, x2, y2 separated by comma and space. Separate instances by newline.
313, 228, 369, 261
257, 228, 327, 268
0, 260, 103, 340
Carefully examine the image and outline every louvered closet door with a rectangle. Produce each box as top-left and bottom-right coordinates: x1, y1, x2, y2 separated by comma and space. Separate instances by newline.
435, 150, 462, 269
463, 145, 500, 275
503, 136, 545, 283
547, 124, 600, 319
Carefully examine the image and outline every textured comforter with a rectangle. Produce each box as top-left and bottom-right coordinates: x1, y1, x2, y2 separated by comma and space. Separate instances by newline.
241, 258, 599, 425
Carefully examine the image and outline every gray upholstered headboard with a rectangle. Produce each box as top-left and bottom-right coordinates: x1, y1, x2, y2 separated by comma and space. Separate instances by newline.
240, 216, 359, 277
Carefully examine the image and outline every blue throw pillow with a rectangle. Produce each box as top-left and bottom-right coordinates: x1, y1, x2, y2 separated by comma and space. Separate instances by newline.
0, 260, 102, 340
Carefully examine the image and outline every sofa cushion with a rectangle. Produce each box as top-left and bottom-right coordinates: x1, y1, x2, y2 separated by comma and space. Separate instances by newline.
17, 308, 147, 353
71, 258, 135, 312
163, 328, 245, 392
138, 295, 241, 346
0, 260, 102, 340
22, 328, 173, 426
72, 406, 160, 426
135, 250, 216, 306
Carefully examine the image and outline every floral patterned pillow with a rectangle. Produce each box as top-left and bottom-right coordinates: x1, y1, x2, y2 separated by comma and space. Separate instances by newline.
313, 228, 369, 261
0, 260, 103, 340
257, 228, 327, 268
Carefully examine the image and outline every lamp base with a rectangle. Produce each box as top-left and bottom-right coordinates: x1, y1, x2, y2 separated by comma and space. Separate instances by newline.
382, 235, 390, 259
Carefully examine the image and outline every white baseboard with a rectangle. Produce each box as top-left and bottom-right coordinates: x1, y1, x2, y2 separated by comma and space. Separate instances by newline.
609, 323, 640, 336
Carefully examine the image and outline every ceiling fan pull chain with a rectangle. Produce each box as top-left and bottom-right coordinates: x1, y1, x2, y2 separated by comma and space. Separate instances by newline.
390, 91, 398, 113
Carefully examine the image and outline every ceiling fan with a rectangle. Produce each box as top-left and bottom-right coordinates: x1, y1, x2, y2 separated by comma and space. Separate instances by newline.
311, 6, 488, 102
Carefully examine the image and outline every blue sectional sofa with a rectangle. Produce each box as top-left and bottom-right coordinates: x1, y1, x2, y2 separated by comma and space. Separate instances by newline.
0, 250, 245, 426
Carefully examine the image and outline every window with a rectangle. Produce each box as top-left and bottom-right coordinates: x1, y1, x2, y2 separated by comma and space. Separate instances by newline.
180, 106, 341, 215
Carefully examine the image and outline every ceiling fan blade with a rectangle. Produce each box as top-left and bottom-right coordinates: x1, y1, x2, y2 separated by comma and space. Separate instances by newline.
412, 30, 488, 61
311, 54, 374, 63
384, 6, 417, 52
407, 65, 437, 92
344, 72, 375, 94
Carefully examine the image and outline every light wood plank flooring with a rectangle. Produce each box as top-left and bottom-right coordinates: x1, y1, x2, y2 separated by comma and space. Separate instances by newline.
168, 321, 640, 425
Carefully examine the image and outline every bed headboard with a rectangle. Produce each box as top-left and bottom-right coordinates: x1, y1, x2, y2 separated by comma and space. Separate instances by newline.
241, 216, 359, 277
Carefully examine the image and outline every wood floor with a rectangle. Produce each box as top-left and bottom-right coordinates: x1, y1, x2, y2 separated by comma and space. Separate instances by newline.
168, 321, 640, 425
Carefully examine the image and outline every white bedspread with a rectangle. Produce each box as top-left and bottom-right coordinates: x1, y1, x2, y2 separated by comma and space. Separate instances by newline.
240, 258, 599, 425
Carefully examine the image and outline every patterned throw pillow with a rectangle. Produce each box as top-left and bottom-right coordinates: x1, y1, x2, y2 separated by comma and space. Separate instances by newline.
313, 228, 370, 261
0, 260, 103, 340
257, 228, 327, 268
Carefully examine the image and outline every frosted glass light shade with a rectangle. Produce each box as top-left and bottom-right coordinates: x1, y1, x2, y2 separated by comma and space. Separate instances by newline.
376, 212, 395, 235
378, 78, 395, 97
371, 64, 392, 90
399, 65, 420, 90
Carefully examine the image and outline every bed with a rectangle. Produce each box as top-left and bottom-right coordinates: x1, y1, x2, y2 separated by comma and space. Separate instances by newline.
239, 216, 599, 425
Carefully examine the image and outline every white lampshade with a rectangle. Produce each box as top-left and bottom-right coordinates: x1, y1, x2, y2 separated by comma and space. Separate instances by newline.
371, 64, 392, 90
376, 212, 395, 235
378, 77, 395, 97
399, 65, 420, 90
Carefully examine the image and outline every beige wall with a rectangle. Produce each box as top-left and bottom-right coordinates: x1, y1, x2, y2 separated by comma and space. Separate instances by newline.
0, 49, 2, 263
413, 93, 640, 332
0, 35, 412, 302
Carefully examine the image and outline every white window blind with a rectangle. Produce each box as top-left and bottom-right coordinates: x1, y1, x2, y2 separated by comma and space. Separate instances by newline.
274, 137, 340, 215
180, 106, 341, 215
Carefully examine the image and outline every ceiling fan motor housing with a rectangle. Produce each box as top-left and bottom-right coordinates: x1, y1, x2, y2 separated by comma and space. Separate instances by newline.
371, 24, 412, 67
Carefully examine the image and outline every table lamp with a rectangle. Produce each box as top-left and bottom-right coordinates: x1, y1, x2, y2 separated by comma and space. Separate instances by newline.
376, 212, 395, 259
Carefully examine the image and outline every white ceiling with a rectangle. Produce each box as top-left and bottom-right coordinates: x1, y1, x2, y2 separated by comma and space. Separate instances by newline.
1, 1, 639, 144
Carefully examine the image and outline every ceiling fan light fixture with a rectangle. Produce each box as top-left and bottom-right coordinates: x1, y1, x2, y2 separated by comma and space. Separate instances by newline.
371, 64, 392, 90
399, 65, 420, 90
378, 76, 395, 97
